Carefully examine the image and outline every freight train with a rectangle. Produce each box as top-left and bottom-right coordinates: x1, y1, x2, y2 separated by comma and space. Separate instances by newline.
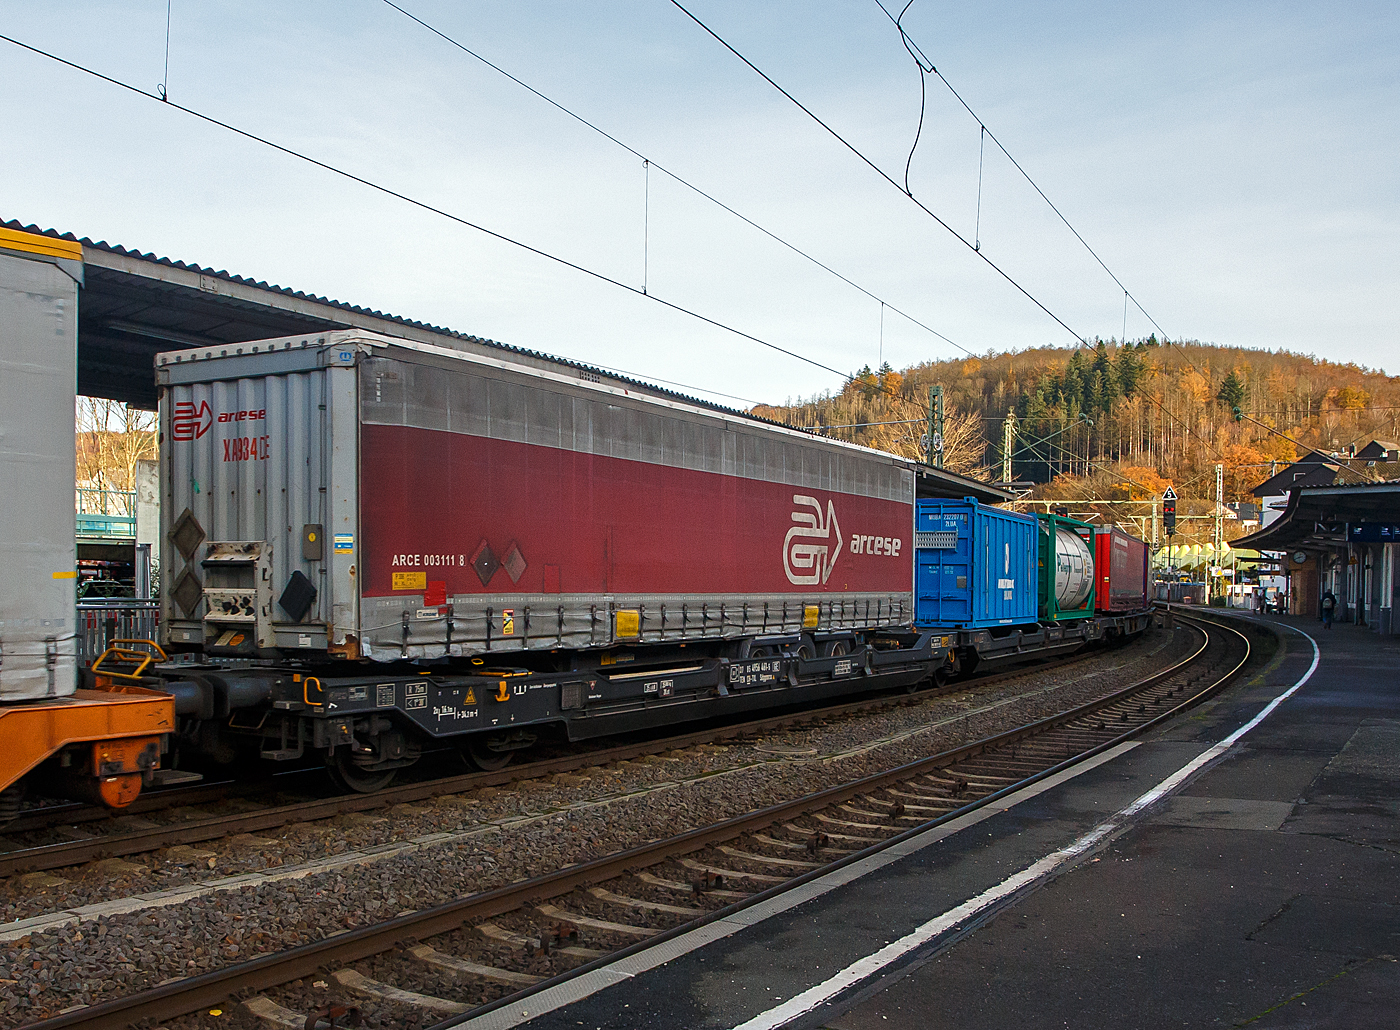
1, 322, 1153, 813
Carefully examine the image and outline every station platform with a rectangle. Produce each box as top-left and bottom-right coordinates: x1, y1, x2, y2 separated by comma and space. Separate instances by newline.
460, 613, 1399, 1030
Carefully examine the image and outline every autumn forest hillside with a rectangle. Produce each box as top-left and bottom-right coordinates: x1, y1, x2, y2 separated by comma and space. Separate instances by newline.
752, 339, 1400, 518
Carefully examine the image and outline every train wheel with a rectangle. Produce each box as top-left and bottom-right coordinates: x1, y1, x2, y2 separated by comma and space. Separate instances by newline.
820, 639, 850, 658
467, 736, 515, 772
328, 751, 398, 793
931, 664, 952, 689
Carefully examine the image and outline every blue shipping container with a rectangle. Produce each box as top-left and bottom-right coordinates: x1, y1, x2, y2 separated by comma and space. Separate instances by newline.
914, 499, 1039, 628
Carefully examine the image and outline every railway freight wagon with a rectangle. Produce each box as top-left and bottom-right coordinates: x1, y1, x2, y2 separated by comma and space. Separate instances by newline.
1094, 526, 1150, 613
1036, 512, 1096, 620
157, 330, 917, 660
154, 330, 945, 785
0, 227, 174, 819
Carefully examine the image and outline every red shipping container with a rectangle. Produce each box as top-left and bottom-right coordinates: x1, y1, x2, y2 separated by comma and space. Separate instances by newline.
1093, 526, 1149, 612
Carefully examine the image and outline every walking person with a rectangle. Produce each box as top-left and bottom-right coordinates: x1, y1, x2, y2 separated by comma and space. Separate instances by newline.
1321, 589, 1337, 629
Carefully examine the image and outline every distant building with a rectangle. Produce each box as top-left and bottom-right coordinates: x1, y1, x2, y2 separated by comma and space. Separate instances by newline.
1252, 445, 1398, 528
1356, 440, 1399, 461
1225, 501, 1260, 528
1238, 440, 1400, 633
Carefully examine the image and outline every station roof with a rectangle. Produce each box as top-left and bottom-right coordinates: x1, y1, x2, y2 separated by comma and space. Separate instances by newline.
1233, 477, 1400, 552
3, 219, 1012, 504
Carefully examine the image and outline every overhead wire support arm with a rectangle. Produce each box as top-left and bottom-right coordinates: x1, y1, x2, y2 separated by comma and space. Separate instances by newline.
157, 0, 172, 100
642, 157, 651, 296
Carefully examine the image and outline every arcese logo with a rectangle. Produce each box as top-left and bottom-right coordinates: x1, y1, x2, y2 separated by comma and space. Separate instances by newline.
171, 400, 213, 440
784, 494, 843, 586
173, 402, 269, 461
218, 408, 266, 423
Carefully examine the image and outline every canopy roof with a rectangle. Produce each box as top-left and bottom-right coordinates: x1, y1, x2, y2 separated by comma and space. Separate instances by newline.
1233, 479, 1400, 552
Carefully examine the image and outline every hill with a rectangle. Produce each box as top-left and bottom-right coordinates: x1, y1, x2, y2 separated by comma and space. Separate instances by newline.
753, 339, 1400, 514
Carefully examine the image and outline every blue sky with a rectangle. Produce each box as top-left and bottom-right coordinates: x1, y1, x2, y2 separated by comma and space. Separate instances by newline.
2, 1, 1395, 404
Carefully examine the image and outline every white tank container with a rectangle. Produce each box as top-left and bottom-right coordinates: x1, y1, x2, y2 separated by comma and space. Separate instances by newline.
0, 239, 82, 700
1052, 526, 1094, 612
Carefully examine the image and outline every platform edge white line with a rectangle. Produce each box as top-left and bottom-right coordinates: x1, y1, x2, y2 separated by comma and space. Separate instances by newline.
732, 625, 1321, 1030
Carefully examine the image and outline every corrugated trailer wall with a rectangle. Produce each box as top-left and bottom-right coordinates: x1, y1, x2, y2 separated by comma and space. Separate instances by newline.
0, 239, 81, 700
159, 331, 916, 660
914, 499, 1038, 628
160, 344, 359, 655
1094, 526, 1150, 612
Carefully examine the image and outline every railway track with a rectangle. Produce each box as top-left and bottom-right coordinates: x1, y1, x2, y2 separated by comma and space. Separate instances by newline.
0, 641, 1130, 878
19, 611, 1257, 1030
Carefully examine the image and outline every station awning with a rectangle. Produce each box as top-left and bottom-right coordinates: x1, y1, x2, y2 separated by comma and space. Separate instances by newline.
1233, 480, 1400, 552
5, 219, 1011, 503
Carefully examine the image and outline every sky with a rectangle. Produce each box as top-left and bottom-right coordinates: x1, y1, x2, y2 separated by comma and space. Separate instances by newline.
2, 1, 1396, 407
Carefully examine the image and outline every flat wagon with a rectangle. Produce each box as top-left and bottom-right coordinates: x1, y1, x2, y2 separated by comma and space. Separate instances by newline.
1036, 512, 1096, 620
0, 227, 174, 818
153, 330, 949, 785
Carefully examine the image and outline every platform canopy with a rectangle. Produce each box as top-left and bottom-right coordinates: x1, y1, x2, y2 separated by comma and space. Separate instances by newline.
4, 219, 1011, 504
1233, 480, 1400, 552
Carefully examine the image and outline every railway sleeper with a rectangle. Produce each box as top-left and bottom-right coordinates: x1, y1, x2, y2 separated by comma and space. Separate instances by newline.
407, 943, 543, 986
717, 845, 821, 870
536, 903, 660, 937
588, 886, 705, 917
637, 870, 750, 902
330, 968, 469, 1014
751, 832, 855, 856
239, 996, 327, 1030
783, 821, 885, 845
882, 786, 957, 806
813, 812, 895, 833
474, 921, 604, 959
677, 857, 786, 884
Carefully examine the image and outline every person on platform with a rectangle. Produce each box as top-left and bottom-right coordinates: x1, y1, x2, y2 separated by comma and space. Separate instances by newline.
1321, 589, 1337, 629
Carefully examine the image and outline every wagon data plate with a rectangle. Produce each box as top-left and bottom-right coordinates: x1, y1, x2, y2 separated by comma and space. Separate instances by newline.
729, 657, 787, 687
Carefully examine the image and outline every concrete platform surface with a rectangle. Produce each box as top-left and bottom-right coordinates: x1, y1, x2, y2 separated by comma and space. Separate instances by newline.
454, 614, 1398, 1030
821, 615, 1398, 1030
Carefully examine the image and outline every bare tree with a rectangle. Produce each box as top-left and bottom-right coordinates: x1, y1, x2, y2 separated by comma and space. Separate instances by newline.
76, 398, 157, 514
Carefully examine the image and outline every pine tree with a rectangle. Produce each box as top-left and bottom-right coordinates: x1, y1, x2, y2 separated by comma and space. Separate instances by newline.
1217, 370, 1246, 409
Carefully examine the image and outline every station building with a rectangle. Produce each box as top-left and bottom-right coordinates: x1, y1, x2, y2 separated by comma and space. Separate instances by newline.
1236, 468, 1400, 634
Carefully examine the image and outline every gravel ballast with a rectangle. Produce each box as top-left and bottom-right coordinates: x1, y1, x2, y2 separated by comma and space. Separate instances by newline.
0, 627, 1189, 1026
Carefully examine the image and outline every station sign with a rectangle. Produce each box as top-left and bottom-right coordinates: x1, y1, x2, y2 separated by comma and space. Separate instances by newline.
1347, 523, 1400, 543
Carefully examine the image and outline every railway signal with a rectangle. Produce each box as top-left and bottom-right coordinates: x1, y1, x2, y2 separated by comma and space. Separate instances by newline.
927, 385, 945, 468
1163, 486, 1177, 546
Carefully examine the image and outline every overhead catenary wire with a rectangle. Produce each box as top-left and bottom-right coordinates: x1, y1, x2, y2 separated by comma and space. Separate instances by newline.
872, 0, 1171, 342
580, 360, 766, 407
811, 417, 925, 430
666, 0, 1090, 348
886, 0, 1257, 480
378, 0, 976, 361
0, 31, 863, 387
